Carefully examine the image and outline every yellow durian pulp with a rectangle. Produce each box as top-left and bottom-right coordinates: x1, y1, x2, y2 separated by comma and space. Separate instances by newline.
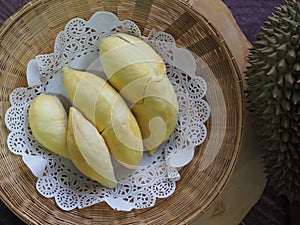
62, 66, 143, 168
99, 33, 178, 154
28, 94, 69, 158
67, 107, 117, 188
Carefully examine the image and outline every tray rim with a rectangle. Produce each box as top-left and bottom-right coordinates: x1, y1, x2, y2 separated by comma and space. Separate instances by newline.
0, 0, 245, 224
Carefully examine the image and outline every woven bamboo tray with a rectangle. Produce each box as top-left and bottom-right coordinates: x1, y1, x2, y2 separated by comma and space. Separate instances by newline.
0, 0, 244, 224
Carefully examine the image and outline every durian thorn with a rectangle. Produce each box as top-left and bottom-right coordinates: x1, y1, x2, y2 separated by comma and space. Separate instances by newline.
290, 34, 299, 46
277, 44, 287, 53
268, 51, 278, 61
286, 49, 296, 63
253, 39, 268, 47
261, 26, 274, 35
259, 46, 274, 54
285, 72, 295, 86
292, 63, 300, 74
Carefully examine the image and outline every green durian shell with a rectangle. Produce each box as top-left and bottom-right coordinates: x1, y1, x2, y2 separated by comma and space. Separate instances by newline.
246, 0, 300, 202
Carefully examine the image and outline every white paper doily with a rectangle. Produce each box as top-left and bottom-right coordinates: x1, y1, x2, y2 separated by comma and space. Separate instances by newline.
5, 12, 210, 211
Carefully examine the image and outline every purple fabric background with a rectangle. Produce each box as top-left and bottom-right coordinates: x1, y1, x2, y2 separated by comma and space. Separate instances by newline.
0, 0, 289, 224
224, 0, 285, 42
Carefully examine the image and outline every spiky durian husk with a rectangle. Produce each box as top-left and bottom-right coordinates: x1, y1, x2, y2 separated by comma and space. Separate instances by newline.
246, 0, 300, 202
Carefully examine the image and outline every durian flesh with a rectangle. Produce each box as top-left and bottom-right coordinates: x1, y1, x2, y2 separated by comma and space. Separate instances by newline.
62, 66, 143, 168
67, 107, 117, 188
99, 33, 178, 154
28, 94, 69, 158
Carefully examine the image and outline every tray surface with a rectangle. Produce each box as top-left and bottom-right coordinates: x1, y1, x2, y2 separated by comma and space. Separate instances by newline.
0, 0, 243, 224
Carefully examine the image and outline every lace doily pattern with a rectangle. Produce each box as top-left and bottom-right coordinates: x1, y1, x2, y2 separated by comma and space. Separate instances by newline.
5, 12, 210, 211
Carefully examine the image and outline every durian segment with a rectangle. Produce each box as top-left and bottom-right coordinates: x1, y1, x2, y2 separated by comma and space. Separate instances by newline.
99, 33, 178, 154
67, 107, 117, 188
62, 66, 143, 168
28, 94, 69, 158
